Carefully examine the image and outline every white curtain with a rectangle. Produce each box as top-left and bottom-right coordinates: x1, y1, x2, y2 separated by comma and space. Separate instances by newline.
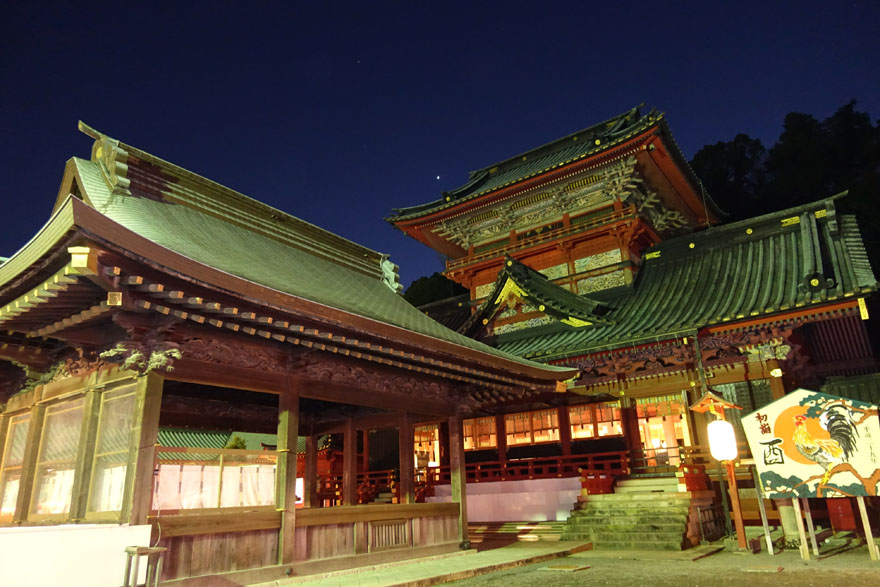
90, 464, 127, 512
33, 468, 75, 515
153, 463, 276, 511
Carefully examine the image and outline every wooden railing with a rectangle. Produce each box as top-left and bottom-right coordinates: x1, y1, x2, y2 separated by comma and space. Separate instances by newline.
417, 451, 628, 500
315, 469, 398, 506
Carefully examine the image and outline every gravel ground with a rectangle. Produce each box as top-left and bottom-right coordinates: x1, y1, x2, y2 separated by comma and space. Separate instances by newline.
449, 543, 880, 587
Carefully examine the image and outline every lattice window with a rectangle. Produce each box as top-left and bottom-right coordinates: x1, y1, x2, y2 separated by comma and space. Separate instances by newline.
505, 409, 559, 446
569, 405, 595, 439
0, 413, 30, 521
31, 398, 85, 517
596, 401, 623, 437
88, 385, 137, 515
463, 417, 496, 451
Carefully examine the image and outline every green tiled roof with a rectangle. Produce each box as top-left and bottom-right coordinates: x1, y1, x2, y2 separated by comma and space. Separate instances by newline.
497, 196, 877, 360
462, 256, 612, 337
389, 106, 714, 222
157, 428, 323, 454
65, 130, 570, 375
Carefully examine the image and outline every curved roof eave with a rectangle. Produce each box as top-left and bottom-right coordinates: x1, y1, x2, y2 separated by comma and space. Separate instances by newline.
63, 197, 573, 381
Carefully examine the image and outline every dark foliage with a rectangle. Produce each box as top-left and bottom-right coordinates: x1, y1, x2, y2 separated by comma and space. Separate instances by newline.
403, 272, 467, 307
691, 101, 880, 263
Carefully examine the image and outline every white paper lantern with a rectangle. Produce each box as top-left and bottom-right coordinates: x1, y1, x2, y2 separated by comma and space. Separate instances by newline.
707, 419, 738, 461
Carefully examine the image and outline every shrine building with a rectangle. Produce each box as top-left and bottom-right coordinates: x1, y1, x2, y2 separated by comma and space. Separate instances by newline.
0, 123, 574, 585
389, 106, 878, 543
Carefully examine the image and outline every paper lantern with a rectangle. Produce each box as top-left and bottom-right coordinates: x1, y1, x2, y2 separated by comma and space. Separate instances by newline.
707, 419, 738, 461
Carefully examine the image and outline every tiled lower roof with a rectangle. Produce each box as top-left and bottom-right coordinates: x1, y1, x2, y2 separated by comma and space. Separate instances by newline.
497, 198, 877, 360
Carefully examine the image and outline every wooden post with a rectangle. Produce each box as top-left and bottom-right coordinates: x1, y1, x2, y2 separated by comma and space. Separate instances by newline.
276, 377, 300, 564
303, 434, 318, 508
438, 422, 450, 466
398, 413, 414, 504
361, 429, 370, 472
802, 498, 820, 556
343, 419, 357, 505
726, 460, 748, 550
70, 387, 102, 520
128, 373, 164, 525
557, 406, 571, 458
449, 413, 469, 548
751, 465, 774, 555
767, 360, 786, 399
856, 496, 879, 561
791, 496, 811, 560
494, 415, 507, 475
13, 403, 45, 523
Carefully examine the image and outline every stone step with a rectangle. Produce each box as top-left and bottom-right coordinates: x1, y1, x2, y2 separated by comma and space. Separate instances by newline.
614, 477, 680, 493
468, 521, 565, 542
573, 503, 690, 513
593, 539, 685, 551
575, 500, 691, 512
582, 491, 691, 502
565, 521, 685, 533
592, 529, 686, 543
567, 515, 688, 527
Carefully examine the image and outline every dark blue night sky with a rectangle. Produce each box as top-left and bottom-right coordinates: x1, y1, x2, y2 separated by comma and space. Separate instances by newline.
2, 1, 878, 286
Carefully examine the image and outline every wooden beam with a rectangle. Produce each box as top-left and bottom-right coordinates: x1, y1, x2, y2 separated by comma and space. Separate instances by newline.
311, 412, 400, 437
398, 413, 414, 505
343, 418, 357, 505
301, 379, 456, 417
294, 502, 458, 527
149, 509, 281, 537
276, 376, 300, 564
448, 413, 469, 547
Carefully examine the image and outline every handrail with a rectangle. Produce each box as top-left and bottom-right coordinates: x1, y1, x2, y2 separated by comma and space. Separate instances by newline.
421, 450, 628, 486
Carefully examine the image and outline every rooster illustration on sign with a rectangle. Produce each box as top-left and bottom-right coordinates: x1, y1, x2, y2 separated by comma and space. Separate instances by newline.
792, 405, 859, 485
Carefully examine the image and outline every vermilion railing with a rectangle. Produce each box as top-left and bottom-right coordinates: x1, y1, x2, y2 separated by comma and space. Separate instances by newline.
417, 451, 628, 500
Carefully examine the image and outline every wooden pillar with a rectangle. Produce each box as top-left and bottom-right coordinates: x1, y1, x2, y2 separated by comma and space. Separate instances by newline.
303, 434, 318, 508
70, 387, 101, 520
438, 422, 450, 466
343, 418, 357, 505
767, 360, 786, 399
13, 403, 45, 523
448, 413, 469, 548
276, 377, 300, 564
495, 415, 507, 467
128, 372, 164, 525
398, 413, 414, 504
619, 397, 641, 456
557, 406, 572, 457
361, 429, 370, 472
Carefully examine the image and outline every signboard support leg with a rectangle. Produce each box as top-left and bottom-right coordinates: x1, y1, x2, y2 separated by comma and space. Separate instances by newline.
751, 466, 774, 555
801, 498, 819, 556
791, 497, 811, 560
856, 496, 878, 561
717, 466, 733, 538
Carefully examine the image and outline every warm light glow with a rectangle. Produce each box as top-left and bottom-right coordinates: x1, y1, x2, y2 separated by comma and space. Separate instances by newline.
770, 368, 783, 378
707, 419, 738, 461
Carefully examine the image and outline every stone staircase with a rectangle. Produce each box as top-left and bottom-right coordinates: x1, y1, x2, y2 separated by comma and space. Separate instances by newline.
562, 475, 712, 550
468, 521, 566, 543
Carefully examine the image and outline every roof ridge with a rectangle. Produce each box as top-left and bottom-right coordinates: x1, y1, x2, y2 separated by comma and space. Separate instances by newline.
466, 104, 648, 179
648, 192, 849, 253
77, 121, 390, 282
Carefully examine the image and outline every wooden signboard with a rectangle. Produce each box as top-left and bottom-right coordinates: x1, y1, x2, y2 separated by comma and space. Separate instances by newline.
742, 388, 879, 499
